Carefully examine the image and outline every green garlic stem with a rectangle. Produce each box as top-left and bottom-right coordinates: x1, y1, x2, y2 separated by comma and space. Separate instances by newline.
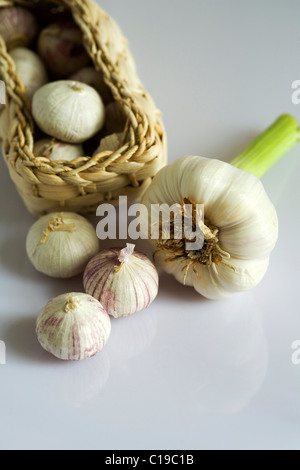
230, 114, 300, 178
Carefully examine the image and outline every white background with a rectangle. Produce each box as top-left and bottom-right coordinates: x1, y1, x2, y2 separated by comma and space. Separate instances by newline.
0, 0, 300, 450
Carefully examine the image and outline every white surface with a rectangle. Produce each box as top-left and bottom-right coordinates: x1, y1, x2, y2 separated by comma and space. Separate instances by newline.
0, 0, 300, 451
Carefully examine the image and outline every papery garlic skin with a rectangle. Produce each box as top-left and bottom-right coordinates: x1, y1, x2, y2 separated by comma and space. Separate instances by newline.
10, 48, 48, 100
0, 7, 38, 51
26, 212, 100, 278
141, 156, 279, 300
37, 20, 90, 77
69, 67, 113, 105
34, 138, 83, 162
84, 244, 159, 318
32, 81, 105, 144
93, 133, 122, 156
36, 293, 111, 361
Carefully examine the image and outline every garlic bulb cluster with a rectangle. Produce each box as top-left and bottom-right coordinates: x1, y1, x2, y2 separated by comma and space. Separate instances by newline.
0, 7, 38, 51
32, 81, 105, 144
141, 156, 279, 300
37, 20, 90, 77
84, 244, 159, 318
93, 133, 122, 156
36, 293, 111, 361
69, 66, 113, 104
26, 212, 99, 278
10, 48, 48, 100
34, 138, 83, 163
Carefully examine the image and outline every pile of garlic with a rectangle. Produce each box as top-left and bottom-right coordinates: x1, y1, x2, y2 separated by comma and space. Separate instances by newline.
0, 5, 127, 162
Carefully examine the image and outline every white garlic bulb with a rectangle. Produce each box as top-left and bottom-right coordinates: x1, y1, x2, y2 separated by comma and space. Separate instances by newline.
141, 156, 279, 300
32, 81, 105, 144
36, 293, 111, 361
69, 66, 113, 104
34, 138, 83, 163
26, 212, 100, 278
93, 133, 122, 156
10, 48, 48, 100
84, 244, 159, 318
0, 7, 38, 51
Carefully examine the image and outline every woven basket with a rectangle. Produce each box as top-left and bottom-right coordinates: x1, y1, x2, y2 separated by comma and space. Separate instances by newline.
0, 0, 167, 216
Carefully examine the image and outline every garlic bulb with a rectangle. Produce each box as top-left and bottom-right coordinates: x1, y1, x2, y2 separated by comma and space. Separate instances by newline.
10, 48, 48, 100
69, 66, 113, 104
36, 293, 111, 361
0, 7, 38, 51
26, 212, 99, 278
93, 133, 122, 156
32, 81, 105, 144
34, 138, 83, 163
37, 20, 90, 77
105, 101, 126, 133
84, 244, 159, 318
141, 116, 299, 300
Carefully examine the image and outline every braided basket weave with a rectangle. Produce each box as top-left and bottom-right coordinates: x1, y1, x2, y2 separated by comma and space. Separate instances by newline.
0, 0, 167, 216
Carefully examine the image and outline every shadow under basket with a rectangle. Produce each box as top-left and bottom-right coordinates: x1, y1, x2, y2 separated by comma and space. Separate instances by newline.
0, 0, 167, 216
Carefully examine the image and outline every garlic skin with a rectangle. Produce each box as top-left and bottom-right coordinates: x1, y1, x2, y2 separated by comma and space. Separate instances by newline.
69, 67, 113, 105
34, 138, 83, 162
36, 293, 111, 361
84, 244, 159, 318
32, 81, 105, 144
0, 7, 38, 51
141, 156, 279, 300
93, 133, 122, 156
26, 212, 100, 278
10, 48, 48, 100
37, 20, 90, 77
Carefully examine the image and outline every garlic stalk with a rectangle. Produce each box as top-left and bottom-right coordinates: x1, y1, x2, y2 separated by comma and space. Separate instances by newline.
84, 244, 159, 318
141, 115, 299, 300
36, 293, 111, 361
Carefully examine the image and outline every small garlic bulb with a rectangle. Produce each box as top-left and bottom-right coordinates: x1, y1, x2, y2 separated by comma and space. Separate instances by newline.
93, 133, 122, 156
36, 293, 111, 361
10, 48, 48, 100
34, 138, 83, 163
0, 7, 38, 51
69, 66, 113, 104
37, 20, 90, 77
32, 81, 105, 144
84, 244, 159, 318
26, 212, 99, 278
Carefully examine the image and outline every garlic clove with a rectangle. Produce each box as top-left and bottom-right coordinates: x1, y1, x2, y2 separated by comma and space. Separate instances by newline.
69, 66, 113, 105
26, 212, 100, 278
84, 244, 159, 318
32, 81, 106, 144
10, 48, 48, 101
0, 7, 39, 51
36, 293, 111, 361
37, 20, 90, 77
34, 138, 84, 163
93, 133, 123, 156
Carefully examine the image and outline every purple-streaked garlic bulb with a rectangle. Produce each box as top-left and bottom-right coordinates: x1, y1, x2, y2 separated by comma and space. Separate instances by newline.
69, 66, 113, 104
36, 293, 111, 361
37, 20, 90, 77
84, 244, 159, 318
0, 7, 39, 51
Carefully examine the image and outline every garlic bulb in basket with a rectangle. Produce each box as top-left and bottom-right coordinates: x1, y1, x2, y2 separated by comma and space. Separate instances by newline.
84, 244, 159, 318
34, 138, 83, 162
32, 81, 105, 144
26, 212, 99, 278
69, 66, 113, 104
10, 48, 48, 100
36, 293, 111, 361
0, 7, 38, 51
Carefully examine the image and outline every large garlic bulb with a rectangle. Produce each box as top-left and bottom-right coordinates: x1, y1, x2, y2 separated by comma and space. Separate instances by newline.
141, 156, 279, 300
10, 48, 48, 100
36, 293, 111, 361
26, 212, 99, 278
32, 81, 105, 144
